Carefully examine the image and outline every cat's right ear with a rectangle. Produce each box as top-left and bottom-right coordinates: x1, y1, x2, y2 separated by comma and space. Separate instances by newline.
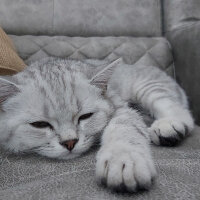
0, 77, 20, 105
90, 58, 123, 91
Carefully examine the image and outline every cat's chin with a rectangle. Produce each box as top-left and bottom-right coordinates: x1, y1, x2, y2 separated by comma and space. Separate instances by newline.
58, 152, 81, 160
38, 150, 83, 160
57, 148, 91, 160
49, 147, 92, 160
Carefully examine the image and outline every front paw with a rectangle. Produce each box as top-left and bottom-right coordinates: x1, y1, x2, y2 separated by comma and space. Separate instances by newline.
95, 145, 156, 193
149, 118, 193, 146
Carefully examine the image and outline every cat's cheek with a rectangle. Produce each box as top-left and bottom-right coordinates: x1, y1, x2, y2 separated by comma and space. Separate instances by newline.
72, 134, 94, 155
78, 111, 109, 133
6, 125, 53, 152
94, 112, 109, 131
79, 120, 87, 131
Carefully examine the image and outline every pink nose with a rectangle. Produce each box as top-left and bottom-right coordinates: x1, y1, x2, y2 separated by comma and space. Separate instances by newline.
60, 139, 78, 151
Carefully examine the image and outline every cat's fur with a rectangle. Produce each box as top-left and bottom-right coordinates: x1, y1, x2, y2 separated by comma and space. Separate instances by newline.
0, 57, 194, 192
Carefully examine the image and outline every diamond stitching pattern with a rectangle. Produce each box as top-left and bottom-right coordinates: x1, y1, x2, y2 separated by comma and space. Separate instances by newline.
10, 35, 174, 75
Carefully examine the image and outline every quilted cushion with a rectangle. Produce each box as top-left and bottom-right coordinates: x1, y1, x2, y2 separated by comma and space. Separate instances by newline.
0, 0, 161, 37
10, 35, 174, 76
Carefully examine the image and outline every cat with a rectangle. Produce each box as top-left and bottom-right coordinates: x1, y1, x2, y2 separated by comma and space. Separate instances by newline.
0, 57, 194, 192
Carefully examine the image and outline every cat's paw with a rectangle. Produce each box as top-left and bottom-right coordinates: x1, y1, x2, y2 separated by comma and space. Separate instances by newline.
149, 118, 193, 146
95, 145, 156, 193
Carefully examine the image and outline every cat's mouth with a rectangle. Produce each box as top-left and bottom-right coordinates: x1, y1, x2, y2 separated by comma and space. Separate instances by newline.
59, 151, 81, 160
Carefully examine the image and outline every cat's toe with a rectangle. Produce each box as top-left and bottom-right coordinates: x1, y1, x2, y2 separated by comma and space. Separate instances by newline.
106, 161, 138, 193
149, 118, 189, 146
96, 148, 156, 193
158, 135, 180, 146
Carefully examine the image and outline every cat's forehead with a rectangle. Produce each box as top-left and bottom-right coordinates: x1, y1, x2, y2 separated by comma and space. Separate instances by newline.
15, 59, 100, 118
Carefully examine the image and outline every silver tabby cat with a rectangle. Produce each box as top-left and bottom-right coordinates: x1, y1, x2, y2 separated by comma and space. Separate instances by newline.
0, 57, 194, 192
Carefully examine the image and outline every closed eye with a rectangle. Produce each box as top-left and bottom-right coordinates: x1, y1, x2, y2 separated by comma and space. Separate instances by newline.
78, 113, 93, 123
30, 121, 54, 129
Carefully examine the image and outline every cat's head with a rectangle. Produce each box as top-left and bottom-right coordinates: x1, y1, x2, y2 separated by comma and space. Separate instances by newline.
0, 58, 121, 159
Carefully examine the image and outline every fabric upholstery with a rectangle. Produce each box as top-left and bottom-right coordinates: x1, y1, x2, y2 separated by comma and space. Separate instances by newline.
166, 24, 200, 125
0, 1, 200, 199
163, 0, 200, 32
1, 126, 200, 200
10, 35, 174, 76
163, 0, 200, 124
0, 0, 162, 37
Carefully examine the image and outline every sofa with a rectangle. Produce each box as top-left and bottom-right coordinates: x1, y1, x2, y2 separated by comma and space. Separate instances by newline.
0, 0, 200, 199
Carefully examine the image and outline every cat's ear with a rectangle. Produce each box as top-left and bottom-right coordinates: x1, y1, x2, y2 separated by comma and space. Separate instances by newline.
90, 58, 123, 90
0, 76, 20, 105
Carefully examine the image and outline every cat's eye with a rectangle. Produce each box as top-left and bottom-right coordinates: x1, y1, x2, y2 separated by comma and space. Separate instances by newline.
30, 121, 54, 129
78, 113, 93, 123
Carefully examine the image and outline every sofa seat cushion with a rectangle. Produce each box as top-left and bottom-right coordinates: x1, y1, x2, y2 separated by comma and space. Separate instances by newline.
10, 35, 174, 76
1, 126, 200, 200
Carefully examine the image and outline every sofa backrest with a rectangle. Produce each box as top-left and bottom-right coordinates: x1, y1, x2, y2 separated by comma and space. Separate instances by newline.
163, 0, 200, 33
0, 0, 162, 37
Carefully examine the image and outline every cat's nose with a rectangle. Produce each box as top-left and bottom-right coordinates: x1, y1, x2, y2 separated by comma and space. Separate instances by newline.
60, 139, 78, 151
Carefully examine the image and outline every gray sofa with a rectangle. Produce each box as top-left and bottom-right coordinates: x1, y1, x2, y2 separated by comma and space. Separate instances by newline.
0, 0, 200, 199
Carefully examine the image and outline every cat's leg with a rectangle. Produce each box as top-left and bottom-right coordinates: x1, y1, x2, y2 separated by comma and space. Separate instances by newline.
96, 107, 156, 192
148, 98, 194, 146
124, 65, 195, 146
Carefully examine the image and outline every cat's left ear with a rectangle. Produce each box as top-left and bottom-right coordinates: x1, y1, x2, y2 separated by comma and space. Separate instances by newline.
0, 76, 20, 105
90, 58, 123, 90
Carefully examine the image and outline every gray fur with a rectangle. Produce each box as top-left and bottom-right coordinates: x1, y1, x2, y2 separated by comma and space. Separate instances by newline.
0, 57, 194, 192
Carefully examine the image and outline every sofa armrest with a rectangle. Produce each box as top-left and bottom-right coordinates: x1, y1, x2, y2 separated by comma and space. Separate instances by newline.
163, 0, 200, 124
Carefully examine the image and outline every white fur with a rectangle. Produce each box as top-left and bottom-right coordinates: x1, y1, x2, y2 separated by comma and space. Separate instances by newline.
96, 107, 156, 192
0, 57, 194, 192
149, 99, 194, 145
